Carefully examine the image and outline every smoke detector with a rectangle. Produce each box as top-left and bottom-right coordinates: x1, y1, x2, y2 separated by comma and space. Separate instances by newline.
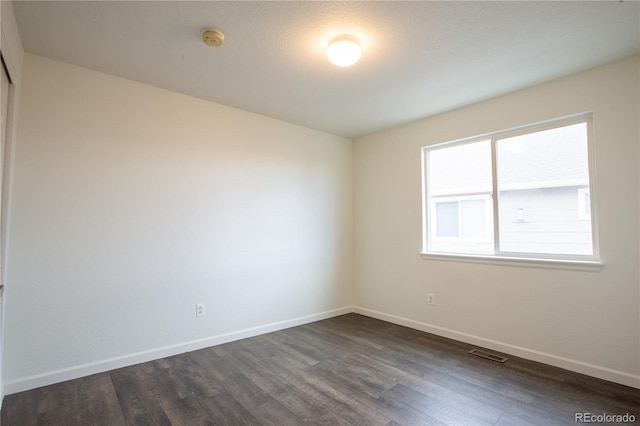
202, 29, 224, 47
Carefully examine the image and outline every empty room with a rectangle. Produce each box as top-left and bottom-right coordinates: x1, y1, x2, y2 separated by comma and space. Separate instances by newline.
0, 1, 639, 425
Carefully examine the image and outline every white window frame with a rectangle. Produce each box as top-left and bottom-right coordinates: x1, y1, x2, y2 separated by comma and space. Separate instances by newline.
421, 113, 602, 271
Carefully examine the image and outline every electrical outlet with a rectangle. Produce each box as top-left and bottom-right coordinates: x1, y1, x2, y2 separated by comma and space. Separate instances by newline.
196, 303, 205, 317
428, 293, 435, 305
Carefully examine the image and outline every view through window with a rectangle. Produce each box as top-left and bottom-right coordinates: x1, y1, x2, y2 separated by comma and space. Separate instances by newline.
423, 115, 597, 261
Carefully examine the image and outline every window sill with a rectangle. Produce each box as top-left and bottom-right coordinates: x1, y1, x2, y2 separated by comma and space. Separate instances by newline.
420, 252, 603, 272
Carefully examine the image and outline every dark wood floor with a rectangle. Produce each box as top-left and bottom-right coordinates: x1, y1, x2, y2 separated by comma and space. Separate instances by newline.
2, 314, 639, 425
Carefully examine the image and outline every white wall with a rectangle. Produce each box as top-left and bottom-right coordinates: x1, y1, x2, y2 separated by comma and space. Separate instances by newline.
3, 54, 353, 393
354, 56, 640, 388
2, 48, 637, 396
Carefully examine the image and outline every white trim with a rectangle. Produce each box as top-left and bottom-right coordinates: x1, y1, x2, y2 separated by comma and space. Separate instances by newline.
424, 112, 592, 152
421, 251, 603, 272
0, 1, 25, 408
354, 306, 640, 389
584, 117, 600, 262
421, 145, 429, 253
1, 0, 25, 85
3, 306, 354, 395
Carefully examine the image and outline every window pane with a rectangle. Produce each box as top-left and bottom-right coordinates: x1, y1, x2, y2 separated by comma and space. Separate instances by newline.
427, 140, 493, 254
496, 122, 593, 255
461, 199, 485, 238
429, 141, 492, 196
436, 202, 459, 237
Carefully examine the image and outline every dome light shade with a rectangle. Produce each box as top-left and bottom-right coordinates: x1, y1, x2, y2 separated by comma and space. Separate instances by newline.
327, 35, 362, 67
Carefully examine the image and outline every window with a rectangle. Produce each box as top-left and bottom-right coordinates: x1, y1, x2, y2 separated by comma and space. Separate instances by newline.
431, 195, 493, 254
434, 198, 488, 239
422, 115, 599, 265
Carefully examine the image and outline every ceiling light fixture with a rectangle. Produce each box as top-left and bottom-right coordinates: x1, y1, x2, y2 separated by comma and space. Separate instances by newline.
326, 35, 362, 67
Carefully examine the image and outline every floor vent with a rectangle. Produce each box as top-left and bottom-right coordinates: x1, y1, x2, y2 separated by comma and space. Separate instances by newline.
469, 348, 508, 363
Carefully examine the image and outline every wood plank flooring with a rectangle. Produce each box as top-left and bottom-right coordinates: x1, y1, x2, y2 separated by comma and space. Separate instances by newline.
2, 314, 639, 425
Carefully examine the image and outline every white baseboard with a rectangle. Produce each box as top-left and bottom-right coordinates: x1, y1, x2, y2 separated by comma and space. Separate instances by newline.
354, 306, 640, 389
3, 305, 354, 395
5, 305, 638, 395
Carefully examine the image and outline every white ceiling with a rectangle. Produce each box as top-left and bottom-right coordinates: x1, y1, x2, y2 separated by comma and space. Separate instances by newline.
12, 1, 640, 138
